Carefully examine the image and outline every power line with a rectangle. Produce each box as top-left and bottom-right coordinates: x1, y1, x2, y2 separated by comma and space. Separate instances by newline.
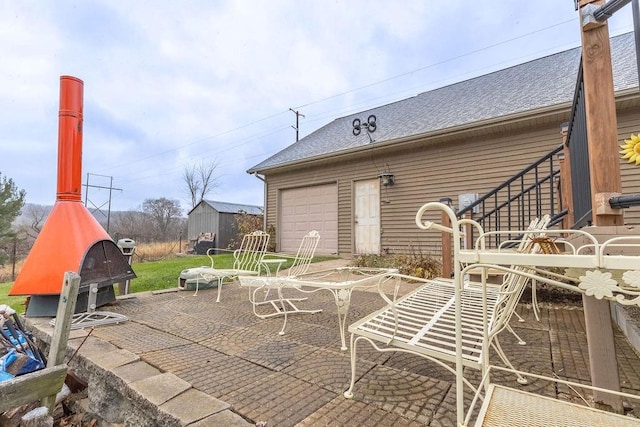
99, 17, 584, 177
292, 18, 577, 110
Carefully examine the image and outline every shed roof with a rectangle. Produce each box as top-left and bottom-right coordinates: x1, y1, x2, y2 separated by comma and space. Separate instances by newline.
248, 32, 638, 174
191, 200, 264, 216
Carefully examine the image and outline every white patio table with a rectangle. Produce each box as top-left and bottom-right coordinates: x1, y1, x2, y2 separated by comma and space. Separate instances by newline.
239, 267, 397, 351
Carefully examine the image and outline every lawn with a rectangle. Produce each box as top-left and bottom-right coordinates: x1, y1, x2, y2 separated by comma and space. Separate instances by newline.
0, 253, 337, 309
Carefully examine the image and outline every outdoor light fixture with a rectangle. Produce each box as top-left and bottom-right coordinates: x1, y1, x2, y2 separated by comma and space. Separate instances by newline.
378, 172, 395, 187
439, 197, 454, 207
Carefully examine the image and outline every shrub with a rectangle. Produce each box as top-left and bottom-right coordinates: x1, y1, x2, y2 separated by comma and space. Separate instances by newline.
266, 224, 276, 252
351, 251, 441, 279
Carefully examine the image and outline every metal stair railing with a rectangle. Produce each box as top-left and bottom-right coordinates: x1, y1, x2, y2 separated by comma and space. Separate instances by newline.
457, 144, 566, 247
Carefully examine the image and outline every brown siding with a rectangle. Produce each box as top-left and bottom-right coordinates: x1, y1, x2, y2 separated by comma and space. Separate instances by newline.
619, 110, 640, 226
264, 105, 640, 257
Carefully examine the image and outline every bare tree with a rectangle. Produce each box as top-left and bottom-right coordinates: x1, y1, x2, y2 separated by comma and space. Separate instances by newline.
110, 210, 152, 240
21, 204, 49, 239
183, 161, 219, 208
142, 197, 182, 241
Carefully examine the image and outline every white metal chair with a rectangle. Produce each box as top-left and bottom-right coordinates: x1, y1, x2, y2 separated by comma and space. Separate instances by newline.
343, 202, 551, 425
240, 230, 321, 334
178, 230, 270, 302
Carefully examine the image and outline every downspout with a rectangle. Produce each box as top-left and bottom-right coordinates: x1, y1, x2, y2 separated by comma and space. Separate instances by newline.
252, 172, 267, 232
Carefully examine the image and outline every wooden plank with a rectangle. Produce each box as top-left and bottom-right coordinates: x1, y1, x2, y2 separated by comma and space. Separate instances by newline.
41, 272, 81, 412
0, 364, 67, 413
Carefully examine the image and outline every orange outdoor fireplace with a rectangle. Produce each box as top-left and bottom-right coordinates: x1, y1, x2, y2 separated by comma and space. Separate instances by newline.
9, 76, 136, 317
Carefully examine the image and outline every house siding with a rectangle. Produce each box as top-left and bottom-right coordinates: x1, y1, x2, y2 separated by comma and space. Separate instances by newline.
264, 106, 640, 256
619, 110, 640, 226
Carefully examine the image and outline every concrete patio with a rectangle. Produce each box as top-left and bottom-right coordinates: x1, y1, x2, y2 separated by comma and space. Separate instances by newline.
26, 260, 640, 426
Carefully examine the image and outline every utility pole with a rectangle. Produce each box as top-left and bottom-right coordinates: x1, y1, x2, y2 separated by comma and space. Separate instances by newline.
289, 108, 305, 142
578, 0, 625, 412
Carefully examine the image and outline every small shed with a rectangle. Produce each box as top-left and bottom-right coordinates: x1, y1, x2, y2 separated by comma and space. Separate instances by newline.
187, 200, 263, 253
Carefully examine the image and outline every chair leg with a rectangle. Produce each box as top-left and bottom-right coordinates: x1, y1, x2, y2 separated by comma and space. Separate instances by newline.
491, 336, 528, 384
531, 279, 540, 321
506, 324, 526, 345
216, 279, 222, 303
343, 334, 358, 398
277, 286, 288, 335
513, 310, 525, 323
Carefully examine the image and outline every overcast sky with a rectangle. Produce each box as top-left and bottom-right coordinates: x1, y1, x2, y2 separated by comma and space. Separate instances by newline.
1, 1, 636, 215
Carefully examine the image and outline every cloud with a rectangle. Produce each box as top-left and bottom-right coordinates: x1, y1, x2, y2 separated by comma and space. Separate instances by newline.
0, 1, 635, 213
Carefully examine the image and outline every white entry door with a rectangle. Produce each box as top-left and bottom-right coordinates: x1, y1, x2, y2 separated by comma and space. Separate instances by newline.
354, 179, 380, 254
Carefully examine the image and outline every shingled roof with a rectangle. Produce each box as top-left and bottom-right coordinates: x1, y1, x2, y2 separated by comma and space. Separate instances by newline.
248, 32, 638, 174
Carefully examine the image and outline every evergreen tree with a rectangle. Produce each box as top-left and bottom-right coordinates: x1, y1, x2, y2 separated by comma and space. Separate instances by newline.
0, 172, 26, 245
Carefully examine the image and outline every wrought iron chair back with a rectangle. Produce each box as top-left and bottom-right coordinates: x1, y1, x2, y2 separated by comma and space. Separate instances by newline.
488, 215, 551, 340
285, 230, 320, 277
179, 230, 270, 302
230, 230, 271, 273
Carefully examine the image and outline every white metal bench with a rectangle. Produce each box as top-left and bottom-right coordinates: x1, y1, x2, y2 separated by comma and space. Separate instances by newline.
470, 366, 640, 427
348, 201, 640, 426
344, 203, 550, 401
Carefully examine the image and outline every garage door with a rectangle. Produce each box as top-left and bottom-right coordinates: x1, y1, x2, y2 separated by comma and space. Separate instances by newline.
279, 184, 338, 254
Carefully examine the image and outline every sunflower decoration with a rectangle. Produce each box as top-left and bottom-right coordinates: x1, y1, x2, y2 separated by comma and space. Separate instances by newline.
620, 133, 640, 165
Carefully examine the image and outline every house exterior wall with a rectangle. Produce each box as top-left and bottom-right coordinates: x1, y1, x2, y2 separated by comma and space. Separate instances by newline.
264, 106, 640, 257
619, 109, 640, 220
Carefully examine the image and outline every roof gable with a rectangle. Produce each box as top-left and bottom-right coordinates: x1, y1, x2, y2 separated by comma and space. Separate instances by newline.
190, 200, 264, 216
249, 32, 638, 173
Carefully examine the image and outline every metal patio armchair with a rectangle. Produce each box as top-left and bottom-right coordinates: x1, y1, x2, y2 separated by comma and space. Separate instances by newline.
240, 230, 321, 334
178, 230, 270, 302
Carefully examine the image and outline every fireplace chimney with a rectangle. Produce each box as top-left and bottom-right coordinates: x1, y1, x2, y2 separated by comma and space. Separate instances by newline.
9, 76, 136, 317
57, 75, 83, 202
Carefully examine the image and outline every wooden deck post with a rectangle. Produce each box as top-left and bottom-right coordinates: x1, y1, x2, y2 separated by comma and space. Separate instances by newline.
578, 0, 624, 412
